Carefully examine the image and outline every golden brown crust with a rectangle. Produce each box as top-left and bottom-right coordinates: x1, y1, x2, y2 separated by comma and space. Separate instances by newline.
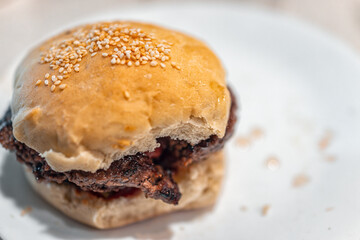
12, 21, 230, 173
24, 151, 224, 229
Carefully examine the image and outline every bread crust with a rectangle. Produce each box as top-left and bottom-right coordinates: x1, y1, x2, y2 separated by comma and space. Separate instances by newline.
12, 21, 230, 173
24, 151, 225, 229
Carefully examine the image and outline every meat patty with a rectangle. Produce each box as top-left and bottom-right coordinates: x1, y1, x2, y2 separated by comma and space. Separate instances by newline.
0, 90, 237, 204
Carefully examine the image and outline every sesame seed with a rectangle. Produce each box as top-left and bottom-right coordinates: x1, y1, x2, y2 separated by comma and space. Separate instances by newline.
44, 80, 49, 86
50, 85, 56, 92
38, 23, 174, 91
124, 90, 130, 99
35, 80, 42, 86
59, 84, 67, 90
150, 60, 158, 67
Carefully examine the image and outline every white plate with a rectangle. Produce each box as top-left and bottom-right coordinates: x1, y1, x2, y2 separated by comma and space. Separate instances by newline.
1, 2, 360, 240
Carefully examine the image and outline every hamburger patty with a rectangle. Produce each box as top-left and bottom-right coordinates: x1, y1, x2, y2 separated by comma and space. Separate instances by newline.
0, 91, 237, 205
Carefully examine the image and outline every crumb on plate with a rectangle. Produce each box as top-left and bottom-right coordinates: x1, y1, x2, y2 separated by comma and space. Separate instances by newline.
235, 126, 265, 148
261, 204, 271, 216
240, 206, 248, 212
318, 130, 333, 151
265, 156, 280, 171
325, 207, 334, 212
325, 155, 337, 163
21, 206, 32, 216
292, 174, 310, 188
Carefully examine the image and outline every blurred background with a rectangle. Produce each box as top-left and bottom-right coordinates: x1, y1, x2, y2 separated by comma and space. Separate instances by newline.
1, 0, 360, 52
1, 0, 359, 86
1, 0, 359, 46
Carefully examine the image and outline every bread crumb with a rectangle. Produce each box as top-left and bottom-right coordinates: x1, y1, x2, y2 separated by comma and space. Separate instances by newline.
261, 205, 271, 216
325, 155, 337, 163
236, 137, 251, 148
235, 126, 265, 148
240, 206, 248, 212
21, 206, 32, 216
318, 130, 333, 151
325, 207, 334, 212
292, 174, 310, 188
265, 156, 280, 171
250, 127, 264, 139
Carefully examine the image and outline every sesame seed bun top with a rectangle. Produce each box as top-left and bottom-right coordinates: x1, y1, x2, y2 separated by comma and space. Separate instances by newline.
11, 21, 231, 173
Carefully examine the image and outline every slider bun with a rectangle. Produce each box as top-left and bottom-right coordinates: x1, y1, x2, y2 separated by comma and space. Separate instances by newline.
24, 151, 225, 229
11, 21, 231, 173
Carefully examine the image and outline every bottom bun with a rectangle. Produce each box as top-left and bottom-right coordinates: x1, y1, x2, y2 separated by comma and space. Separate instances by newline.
24, 151, 225, 229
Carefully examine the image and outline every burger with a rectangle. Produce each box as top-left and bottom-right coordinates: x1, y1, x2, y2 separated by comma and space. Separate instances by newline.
0, 21, 237, 229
